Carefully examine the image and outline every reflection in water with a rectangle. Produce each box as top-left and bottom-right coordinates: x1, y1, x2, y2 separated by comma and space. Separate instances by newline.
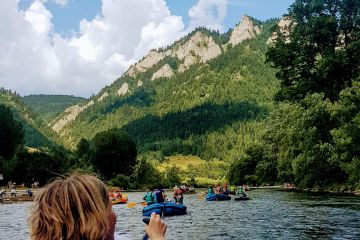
0, 190, 359, 239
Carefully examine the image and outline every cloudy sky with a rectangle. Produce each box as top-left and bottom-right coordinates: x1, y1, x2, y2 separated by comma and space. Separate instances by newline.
1, 0, 294, 97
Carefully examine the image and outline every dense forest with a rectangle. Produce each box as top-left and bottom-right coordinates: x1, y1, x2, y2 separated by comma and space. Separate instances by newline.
229, 0, 360, 191
23, 95, 86, 123
0, 89, 62, 148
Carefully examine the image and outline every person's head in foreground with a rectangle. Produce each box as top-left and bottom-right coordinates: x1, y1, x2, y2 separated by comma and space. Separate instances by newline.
28, 174, 167, 240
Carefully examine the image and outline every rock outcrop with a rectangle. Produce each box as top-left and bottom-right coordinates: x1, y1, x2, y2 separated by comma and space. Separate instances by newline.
151, 64, 174, 81
51, 100, 94, 133
137, 80, 143, 88
97, 92, 108, 102
127, 50, 171, 77
117, 82, 130, 96
229, 15, 262, 47
267, 17, 293, 44
174, 32, 222, 72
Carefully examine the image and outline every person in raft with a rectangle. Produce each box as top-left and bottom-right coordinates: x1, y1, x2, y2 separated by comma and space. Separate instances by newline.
154, 185, 165, 203
173, 188, 184, 204
28, 174, 167, 240
143, 187, 155, 205
236, 185, 247, 198
207, 185, 214, 195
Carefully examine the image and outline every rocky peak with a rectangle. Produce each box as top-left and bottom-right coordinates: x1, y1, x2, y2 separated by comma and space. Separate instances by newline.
151, 64, 174, 81
229, 15, 261, 47
174, 31, 222, 72
267, 17, 293, 44
127, 50, 171, 77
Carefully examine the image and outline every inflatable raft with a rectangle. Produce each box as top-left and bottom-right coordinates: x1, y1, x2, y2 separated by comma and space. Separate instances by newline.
111, 194, 128, 204
206, 193, 231, 201
143, 202, 187, 217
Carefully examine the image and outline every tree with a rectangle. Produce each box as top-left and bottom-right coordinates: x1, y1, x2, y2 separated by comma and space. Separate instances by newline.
0, 105, 24, 159
74, 138, 92, 169
331, 82, 360, 185
267, 0, 360, 102
91, 129, 137, 180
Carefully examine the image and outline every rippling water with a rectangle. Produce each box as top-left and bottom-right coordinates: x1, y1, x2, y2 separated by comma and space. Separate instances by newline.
1, 190, 359, 240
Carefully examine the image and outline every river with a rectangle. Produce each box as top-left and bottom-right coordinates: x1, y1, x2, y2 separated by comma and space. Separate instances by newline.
0, 189, 359, 239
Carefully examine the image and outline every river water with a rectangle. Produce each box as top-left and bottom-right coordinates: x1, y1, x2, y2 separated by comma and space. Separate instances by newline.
0, 189, 359, 240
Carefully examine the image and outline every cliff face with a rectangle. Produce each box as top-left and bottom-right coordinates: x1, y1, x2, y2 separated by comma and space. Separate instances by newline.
151, 64, 174, 81
229, 15, 262, 47
50, 100, 94, 133
127, 50, 171, 77
117, 82, 130, 96
175, 32, 222, 72
267, 17, 293, 44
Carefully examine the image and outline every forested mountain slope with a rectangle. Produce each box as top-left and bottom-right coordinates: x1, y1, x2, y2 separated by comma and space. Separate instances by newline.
0, 89, 61, 148
23, 95, 86, 124
50, 16, 280, 162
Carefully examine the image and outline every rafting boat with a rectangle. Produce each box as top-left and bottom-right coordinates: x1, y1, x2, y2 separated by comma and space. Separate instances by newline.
143, 202, 187, 217
206, 193, 231, 201
111, 194, 128, 204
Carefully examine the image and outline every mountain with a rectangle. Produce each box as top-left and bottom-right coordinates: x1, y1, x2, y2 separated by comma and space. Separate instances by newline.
0, 89, 62, 148
49, 15, 280, 162
22, 95, 86, 124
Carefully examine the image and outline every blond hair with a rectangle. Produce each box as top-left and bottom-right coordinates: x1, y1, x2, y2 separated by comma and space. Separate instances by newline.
29, 174, 110, 240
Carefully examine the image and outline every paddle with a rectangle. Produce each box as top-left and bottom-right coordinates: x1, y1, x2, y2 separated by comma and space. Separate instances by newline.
127, 202, 147, 208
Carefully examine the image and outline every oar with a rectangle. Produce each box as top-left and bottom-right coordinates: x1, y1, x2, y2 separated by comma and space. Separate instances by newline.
127, 202, 147, 208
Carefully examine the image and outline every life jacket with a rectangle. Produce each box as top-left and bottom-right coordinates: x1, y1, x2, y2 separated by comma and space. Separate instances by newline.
155, 190, 164, 203
144, 192, 154, 202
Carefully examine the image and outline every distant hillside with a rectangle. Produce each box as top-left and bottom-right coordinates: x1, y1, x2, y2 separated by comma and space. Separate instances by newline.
50, 16, 280, 162
0, 89, 62, 148
23, 95, 86, 123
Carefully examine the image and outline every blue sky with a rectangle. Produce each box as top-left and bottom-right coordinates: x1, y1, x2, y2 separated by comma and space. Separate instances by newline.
20, 0, 295, 36
3, 0, 294, 97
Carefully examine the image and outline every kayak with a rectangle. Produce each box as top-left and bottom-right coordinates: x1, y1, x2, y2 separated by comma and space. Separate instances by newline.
234, 196, 250, 201
111, 194, 128, 204
143, 202, 187, 217
206, 193, 231, 201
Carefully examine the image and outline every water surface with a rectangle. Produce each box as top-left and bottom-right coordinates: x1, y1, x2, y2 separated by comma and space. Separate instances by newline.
1, 190, 359, 239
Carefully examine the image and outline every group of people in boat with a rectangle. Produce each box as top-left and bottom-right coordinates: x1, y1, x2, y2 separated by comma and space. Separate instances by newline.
207, 183, 248, 197
143, 185, 186, 205
143, 185, 168, 205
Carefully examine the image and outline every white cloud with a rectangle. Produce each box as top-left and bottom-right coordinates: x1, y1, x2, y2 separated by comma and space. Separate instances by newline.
51, 0, 69, 6
188, 0, 228, 32
0, 0, 186, 97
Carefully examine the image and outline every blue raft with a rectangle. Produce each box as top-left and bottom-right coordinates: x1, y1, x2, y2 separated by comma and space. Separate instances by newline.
206, 193, 232, 201
143, 202, 187, 217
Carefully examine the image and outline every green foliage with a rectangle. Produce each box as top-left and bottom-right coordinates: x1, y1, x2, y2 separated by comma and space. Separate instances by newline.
0, 104, 24, 159
91, 129, 137, 180
266, 0, 360, 102
163, 165, 182, 187
2, 147, 69, 186
0, 88, 62, 149
331, 82, 360, 184
22, 94, 85, 123
110, 174, 130, 189
132, 157, 163, 187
